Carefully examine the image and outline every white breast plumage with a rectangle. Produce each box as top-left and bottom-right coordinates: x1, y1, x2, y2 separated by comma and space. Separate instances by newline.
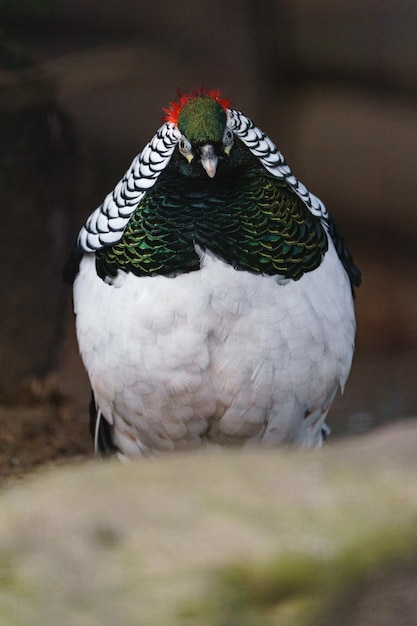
73, 236, 355, 456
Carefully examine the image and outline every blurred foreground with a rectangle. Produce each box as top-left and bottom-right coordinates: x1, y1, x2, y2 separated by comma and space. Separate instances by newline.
0, 420, 416, 625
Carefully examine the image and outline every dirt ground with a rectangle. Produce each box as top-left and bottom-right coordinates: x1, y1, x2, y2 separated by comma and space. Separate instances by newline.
0, 317, 96, 484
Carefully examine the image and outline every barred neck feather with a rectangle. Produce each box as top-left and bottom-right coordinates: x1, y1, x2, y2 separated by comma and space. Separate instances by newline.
95, 140, 328, 281
74, 95, 360, 289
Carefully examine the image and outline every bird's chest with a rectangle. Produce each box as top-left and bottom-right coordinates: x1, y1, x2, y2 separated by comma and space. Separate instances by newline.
94, 173, 327, 282
74, 244, 355, 451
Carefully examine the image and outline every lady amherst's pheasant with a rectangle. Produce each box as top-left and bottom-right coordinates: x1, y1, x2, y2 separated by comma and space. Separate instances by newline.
65, 88, 360, 456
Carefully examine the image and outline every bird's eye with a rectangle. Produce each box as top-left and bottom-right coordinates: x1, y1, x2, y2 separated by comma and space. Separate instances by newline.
222, 128, 234, 154
223, 128, 234, 145
179, 136, 192, 158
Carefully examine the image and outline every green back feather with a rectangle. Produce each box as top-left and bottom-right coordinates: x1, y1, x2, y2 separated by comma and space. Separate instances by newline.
95, 143, 328, 281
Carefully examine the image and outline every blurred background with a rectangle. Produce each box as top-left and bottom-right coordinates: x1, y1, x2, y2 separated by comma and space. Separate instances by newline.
1, 0, 416, 478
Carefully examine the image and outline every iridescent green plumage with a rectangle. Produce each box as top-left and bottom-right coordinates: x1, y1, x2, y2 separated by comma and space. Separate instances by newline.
177, 95, 227, 143
95, 140, 328, 280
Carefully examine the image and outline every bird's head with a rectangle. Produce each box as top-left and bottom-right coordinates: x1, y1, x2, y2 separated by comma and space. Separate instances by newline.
163, 88, 234, 179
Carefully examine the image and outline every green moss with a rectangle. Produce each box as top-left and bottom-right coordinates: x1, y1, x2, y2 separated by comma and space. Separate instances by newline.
177, 523, 417, 626
314, 523, 417, 626
0, 551, 16, 588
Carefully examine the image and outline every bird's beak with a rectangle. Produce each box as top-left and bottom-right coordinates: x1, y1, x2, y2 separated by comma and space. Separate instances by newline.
200, 144, 218, 178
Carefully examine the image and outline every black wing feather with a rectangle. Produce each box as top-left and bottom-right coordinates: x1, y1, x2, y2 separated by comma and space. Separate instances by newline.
62, 243, 83, 286
327, 215, 361, 291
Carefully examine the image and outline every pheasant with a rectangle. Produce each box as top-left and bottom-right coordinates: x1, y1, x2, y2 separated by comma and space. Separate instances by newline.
64, 88, 360, 456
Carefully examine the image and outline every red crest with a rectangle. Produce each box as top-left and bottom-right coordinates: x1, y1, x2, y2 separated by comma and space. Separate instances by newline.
163, 87, 230, 125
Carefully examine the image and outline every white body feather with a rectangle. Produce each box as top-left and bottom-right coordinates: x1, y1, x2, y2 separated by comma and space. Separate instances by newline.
73, 236, 355, 455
